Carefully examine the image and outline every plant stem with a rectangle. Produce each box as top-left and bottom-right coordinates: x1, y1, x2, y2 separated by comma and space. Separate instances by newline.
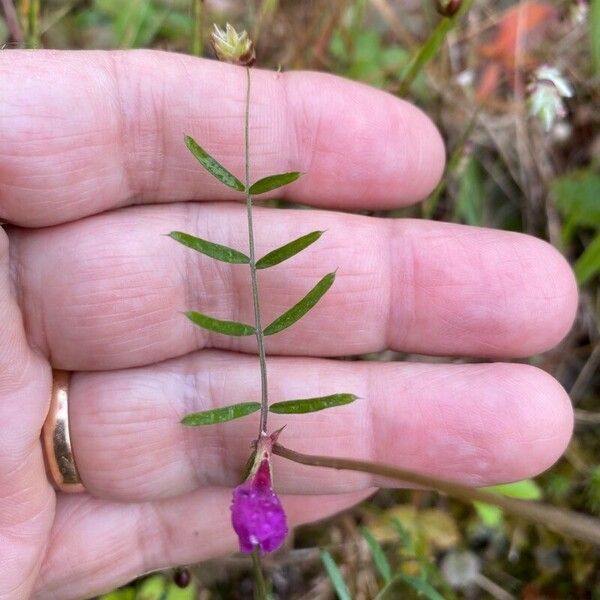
25, 0, 41, 48
244, 66, 269, 436
398, 0, 474, 96
251, 548, 268, 600
272, 444, 600, 546
191, 0, 203, 56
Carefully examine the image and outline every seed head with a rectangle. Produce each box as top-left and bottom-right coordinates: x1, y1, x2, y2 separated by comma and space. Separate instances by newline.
211, 23, 256, 67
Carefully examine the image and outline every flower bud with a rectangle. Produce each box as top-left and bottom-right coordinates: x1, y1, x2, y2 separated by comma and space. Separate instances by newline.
173, 567, 191, 588
230, 434, 287, 554
435, 0, 462, 17
211, 23, 256, 67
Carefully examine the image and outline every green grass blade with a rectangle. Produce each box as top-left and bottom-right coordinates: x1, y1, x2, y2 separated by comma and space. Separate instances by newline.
263, 272, 335, 336
185, 311, 256, 336
249, 171, 302, 195
320, 550, 352, 600
184, 135, 244, 192
361, 527, 392, 583
256, 231, 324, 269
269, 393, 358, 414
168, 231, 250, 264
375, 574, 444, 600
181, 402, 261, 426
399, 0, 473, 95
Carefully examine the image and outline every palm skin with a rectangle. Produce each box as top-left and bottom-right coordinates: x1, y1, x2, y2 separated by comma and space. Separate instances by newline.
0, 51, 576, 600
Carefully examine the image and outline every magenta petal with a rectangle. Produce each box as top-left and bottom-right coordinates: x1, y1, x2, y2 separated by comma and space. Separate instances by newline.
231, 459, 288, 554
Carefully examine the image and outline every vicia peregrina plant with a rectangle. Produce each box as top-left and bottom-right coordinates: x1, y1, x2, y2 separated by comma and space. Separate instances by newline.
169, 24, 358, 559
166, 21, 600, 597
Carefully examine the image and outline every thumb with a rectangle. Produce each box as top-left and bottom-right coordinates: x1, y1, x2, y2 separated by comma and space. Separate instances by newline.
0, 227, 54, 598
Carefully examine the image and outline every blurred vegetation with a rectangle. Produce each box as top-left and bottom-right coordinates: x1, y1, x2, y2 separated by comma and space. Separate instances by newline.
2, 0, 600, 597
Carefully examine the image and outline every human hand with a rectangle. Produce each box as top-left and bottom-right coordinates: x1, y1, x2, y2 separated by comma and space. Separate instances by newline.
0, 51, 577, 599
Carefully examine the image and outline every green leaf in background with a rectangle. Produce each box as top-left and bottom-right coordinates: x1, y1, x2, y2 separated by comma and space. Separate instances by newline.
263, 271, 336, 336
181, 402, 261, 426
473, 501, 503, 528
269, 393, 358, 414
249, 171, 302, 195
455, 156, 484, 226
321, 550, 352, 600
256, 231, 324, 269
100, 588, 136, 600
134, 574, 166, 600
168, 231, 250, 264
362, 527, 392, 584
474, 479, 542, 528
575, 233, 600, 285
185, 311, 256, 336
184, 135, 245, 192
591, 0, 600, 75
552, 169, 600, 232
486, 480, 543, 500
163, 581, 197, 600
133, 576, 197, 600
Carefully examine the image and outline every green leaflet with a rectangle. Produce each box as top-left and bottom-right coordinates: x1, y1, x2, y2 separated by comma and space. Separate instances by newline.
184, 135, 245, 192
362, 527, 392, 584
256, 231, 324, 269
185, 311, 256, 336
181, 402, 261, 426
169, 231, 250, 264
320, 551, 352, 600
269, 393, 358, 414
263, 271, 336, 336
249, 171, 302, 195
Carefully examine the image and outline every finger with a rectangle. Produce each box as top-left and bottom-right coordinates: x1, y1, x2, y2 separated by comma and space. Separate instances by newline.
11, 205, 577, 370
68, 351, 573, 502
0, 229, 53, 598
35, 488, 372, 600
0, 50, 444, 227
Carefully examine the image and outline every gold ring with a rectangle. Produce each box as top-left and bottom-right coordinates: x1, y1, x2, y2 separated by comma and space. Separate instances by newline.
42, 370, 85, 493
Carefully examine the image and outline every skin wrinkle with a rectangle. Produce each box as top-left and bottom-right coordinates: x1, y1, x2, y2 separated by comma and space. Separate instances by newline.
285, 74, 322, 179
389, 220, 418, 350
180, 360, 226, 488
65, 352, 573, 501
39, 498, 143, 600
108, 53, 137, 202
11, 204, 578, 370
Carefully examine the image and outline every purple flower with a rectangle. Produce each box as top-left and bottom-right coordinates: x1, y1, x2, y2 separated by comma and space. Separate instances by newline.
231, 438, 288, 554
